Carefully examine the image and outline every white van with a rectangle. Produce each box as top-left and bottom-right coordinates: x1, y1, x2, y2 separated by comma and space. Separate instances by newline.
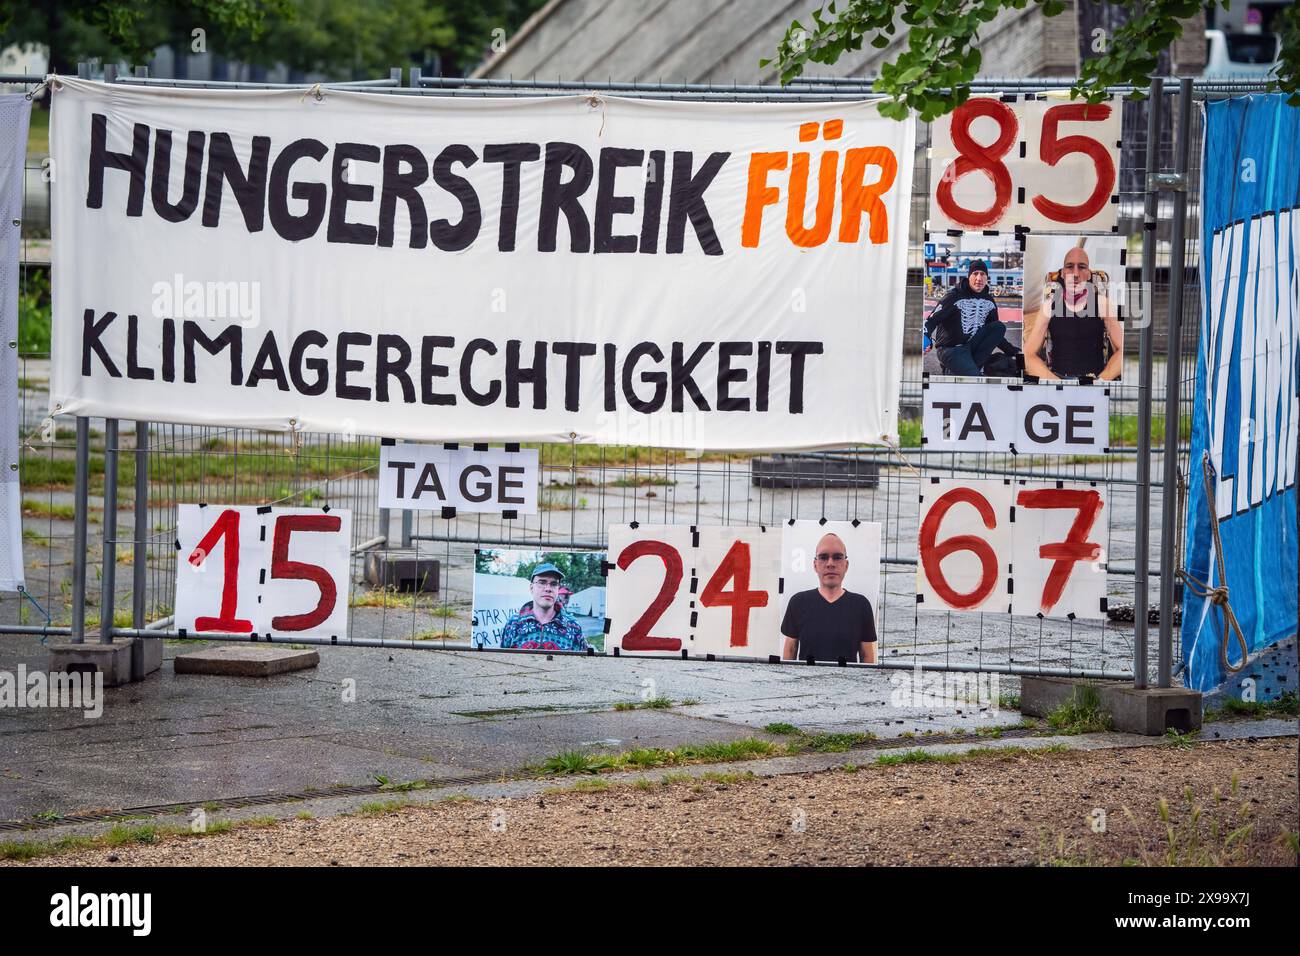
1203, 28, 1281, 79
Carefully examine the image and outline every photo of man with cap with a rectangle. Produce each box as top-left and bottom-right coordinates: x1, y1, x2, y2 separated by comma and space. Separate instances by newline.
923, 259, 1021, 377
499, 562, 590, 652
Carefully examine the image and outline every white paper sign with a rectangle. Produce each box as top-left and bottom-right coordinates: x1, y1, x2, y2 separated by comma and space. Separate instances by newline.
174, 504, 352, 638
916, 478, 1012, 614
379, 444, 538, 513
605, 525, 695, 656
929, 95, 1120, 234
923, 381, 1109, 453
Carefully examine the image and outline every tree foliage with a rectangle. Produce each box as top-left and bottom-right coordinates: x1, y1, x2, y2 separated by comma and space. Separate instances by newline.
765, 1, 1300, 120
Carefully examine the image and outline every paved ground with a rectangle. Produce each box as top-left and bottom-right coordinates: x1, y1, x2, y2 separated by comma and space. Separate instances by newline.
7, 733, 1295, 867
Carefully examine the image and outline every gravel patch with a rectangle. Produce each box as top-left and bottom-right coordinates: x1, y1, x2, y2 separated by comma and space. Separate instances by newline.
7, 738, 1296, 867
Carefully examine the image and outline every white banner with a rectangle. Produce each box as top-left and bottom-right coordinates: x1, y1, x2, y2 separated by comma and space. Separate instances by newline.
922, 381, 1109, 453
50, 78, 914, 450
174, 504, 352, 639
0, 94, 31, 593
378, 443, 538, 513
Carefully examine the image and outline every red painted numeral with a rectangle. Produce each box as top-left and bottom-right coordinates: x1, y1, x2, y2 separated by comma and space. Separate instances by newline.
919, 487, 1000, 609
936, 98, 1018, 229
698, 539, 768, 648
616, 540, 684, 652
270, 514, 343, 631
1031, 103, 1115, 224
1016, 488, 1104, 614
188, 509, 253, 633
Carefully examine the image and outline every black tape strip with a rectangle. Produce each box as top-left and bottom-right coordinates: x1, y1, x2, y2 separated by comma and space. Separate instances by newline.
1036, 612, 1045, 620
691, 530, 699, 548
257, 595, 262, 604
504, 443, 520, 453
1100, 597, 1109, 612
1079, 375, 1097, 387
331, 635, 338, 645
600, 560, 613, 576
473, 442, 488, 452
441, 506, 456, 519
178, 627, 187, 638
259, 525, 266, 542
501, 509, 518, 520
690, 611, 698, 628
443, 442, 458, 450
198, 502, 208, 509
1056, 480, 1064, 489
768, 655, 781, 664
1019, 141, 1026, 158
321, 504, 331, 513
1006, 383, 1023, 392
1008, 443, 1018, 456
999, 93, 1017, 103
587, 647, 595, 657
930, 476, 940, 484
778, 577, 785, 595
681, 649, 689, 660
256, 505, 272, 515
1102, 446, 1111, 454
946, 228, 963, 237
851, 518, 861, 527
603, 617, 611, 633
818, 516, 828, 526
706, 653, 715, 662
381, 437, 396, 446
259, 569, 266, 585
916, 594, 924, 604
837, 657, 848, 667
1007, 578, 1014, 594
1023, 374, 1040, 385
1144, 221, 1156, 231
689, 578, 698, 594
174, 539, 182, 551
1067, 612, 1076, 621
1009, 505, 1016, 522
613, 646, 620, 657
1119, 249, 1127, 266
1111, 194, 1120, 204
982, 229, 999, 236
1017, 186, 1025, 204
629, 520, 639, 530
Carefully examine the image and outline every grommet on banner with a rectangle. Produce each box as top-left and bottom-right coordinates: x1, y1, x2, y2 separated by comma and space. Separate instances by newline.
585, 92, 607, 136
300, 83, 325, 104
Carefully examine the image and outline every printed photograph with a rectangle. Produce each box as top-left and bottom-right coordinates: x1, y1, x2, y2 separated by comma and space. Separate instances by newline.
779, 521, 881, 663
922, 233, 1024, 378
1022, 235, 1126, 382
472, 548, 607, 652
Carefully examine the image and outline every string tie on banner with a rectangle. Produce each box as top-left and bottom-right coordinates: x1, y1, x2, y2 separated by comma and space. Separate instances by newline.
585, 92, 607, 136
1175, 452, 1248, 675
300, 83, 325, 104
882, 434, 921, 480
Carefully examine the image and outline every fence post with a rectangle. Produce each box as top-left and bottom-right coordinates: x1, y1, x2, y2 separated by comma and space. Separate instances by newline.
100, 419, 119, 643
70, 416, 90, 643
408, 67, 422, 89
1156, 76, 1195, 689
1133, 76, 1163, 690
133, 421, 149, 626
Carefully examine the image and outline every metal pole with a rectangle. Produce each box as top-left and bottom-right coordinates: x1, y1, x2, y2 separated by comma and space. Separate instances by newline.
132, 421, 149, 627
1133, 77, 1163, 690
70, 416, 89, 644
1157, 77, 1195, 689
99, 419, 119, 643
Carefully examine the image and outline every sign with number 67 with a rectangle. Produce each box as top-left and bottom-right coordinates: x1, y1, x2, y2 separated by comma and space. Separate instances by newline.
174, 505, 352, 639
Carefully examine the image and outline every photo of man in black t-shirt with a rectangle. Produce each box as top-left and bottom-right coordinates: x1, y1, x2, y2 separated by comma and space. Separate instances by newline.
780, 532, 878, 663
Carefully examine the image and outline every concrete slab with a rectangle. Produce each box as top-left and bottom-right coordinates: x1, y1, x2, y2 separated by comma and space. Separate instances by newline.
174, 646, 320, 678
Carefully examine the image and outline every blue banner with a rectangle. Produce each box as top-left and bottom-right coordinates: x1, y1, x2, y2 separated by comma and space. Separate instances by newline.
1182, 94, 1300, 692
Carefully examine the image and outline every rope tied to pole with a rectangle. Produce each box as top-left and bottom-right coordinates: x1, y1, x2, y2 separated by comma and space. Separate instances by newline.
1175, 451, 1249, 675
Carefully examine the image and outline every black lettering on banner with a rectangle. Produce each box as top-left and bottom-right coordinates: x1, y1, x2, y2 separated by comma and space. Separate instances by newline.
1024, 403, 1058, 443
328, 143, 380, 245
459, 464, 493, 503
150, 129, 205, 222
666, 150, 728, 255
460, 338, 501, 406
289, 330, 330, 395
671, 340, 713, 412
82, 310, 120, 377
483, 143, 541, 251
268, 138, 328, 242
756, 341, 771, 412
162, 318, 176, 382
378, 144, 429, 249
622, 342, 667, 413
717, 342, 752, 411
505, 340, 548, 409
335, 331, 372, 400
603, 343, 618, 411
430, 144, 482, 252
375, 334, 415, 402
933, 400, 961, 439
388, 459, 415, 497
595, 147, 643, 253
246, 331, 289, 390
775, 341, 823, 413
183, 321, 243, 385
539, 142, 593, 253
552, 342, 597, 412
126, 314, 154, 381
498, 466, 526, 505
87, 114, 148, 215
203, 132, 271, 231
640, 149, 666, 254
420, 335, 456, 405
1066, 405, 1093, 444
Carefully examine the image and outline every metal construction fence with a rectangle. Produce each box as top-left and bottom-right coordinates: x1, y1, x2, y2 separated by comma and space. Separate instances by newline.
1, 66, 1271, 686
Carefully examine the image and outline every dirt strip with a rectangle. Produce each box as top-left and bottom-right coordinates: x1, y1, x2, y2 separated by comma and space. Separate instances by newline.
7, 738, 1297, 866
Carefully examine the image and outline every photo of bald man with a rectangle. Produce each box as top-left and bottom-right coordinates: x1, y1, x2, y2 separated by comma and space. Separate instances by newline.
780, 531, 878, 664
